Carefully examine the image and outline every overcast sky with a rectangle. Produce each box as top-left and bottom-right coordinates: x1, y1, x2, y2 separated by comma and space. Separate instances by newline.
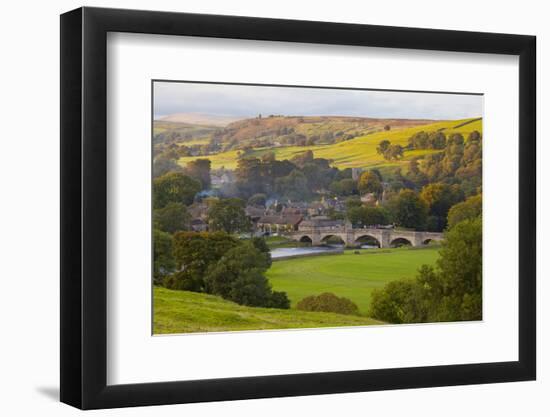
153, 81, 483, 120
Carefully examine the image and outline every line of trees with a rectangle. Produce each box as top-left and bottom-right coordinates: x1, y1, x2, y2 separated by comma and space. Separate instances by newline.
234, 150, 360, 200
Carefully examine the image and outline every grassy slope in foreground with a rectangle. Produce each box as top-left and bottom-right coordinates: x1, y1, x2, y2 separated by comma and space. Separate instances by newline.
178, 118, 482, 170
153, 286, 383, 334
268, 246, 440, 313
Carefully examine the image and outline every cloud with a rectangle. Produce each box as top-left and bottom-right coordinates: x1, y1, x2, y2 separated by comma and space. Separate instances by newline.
153, 81, 482, 120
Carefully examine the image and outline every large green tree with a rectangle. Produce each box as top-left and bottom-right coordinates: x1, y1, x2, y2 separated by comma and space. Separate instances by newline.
153, 156, 183, 178
185, 158, 211, 189
346, 206, 389, 227
447, 194, 482, 229
376, 140, 391, 155
235, 157, 265, 196
204, 242, 289, 308
358, 170, 383, 196
168, 231, 239, 291
275, 169, 309, 201
153, 172, 201, 209
420, 183, 464, 231
384, 144, 404, 160
153, 202, 191, 234
388, 189, 428, 230
330, 178, 358, 196
207, 198, 250, 234
421, 216, 482, 322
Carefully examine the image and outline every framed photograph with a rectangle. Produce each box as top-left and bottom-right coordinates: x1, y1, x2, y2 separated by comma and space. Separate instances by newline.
60, 6, 536, 409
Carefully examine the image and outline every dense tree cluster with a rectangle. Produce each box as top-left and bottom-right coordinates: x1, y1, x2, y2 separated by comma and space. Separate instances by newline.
358, 170, 383, 196
235, 154, 341, 199
447, 194, 482, 229
153, 172, 202, 208
370, 215, 482, 323
378, 130, 482, 197
420, 183, 464, 231
164, 232, 289, 308
376, 140, 404, 160
184, 158, 212, 189
207, 198, 251, 234
387, 189, 428, 229
407, 130, 447, 150
153, 202, 191, 234
347, 206, 389, 228
413, 131, 482, 195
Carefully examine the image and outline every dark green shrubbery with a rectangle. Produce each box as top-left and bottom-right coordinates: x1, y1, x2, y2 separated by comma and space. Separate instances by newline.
153, 229, 175, 285
369, 278, 429, 324
204, 241, 289, 308
296, 292, 359, 315
164, 232, 289, 309
369, 216, 482, 324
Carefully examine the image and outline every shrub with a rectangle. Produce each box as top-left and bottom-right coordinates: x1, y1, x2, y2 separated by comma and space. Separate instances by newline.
163, 270, 203, 292
369, 279, 428, 324
296, 293, 359, 315
268, 291, 291, 309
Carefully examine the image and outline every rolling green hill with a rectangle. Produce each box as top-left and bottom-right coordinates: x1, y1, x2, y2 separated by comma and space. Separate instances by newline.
178, 117, 482, 171
153, 286, 383, 334
220, 115, 434, 143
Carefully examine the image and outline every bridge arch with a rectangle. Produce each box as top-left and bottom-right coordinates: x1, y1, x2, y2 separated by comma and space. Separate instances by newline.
299, 235, 313, 244
354, 234, 381, 248
390, 237, 412, 247
320, 234, 346, 245
423, 238, 437, 245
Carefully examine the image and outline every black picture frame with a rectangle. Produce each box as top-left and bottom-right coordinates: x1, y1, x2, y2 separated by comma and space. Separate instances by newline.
60, 6, 536, 410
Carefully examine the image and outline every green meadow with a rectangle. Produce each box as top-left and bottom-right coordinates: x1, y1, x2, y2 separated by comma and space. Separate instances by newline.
153, 246, 439, 333
178, 118, 482, 170
267, 246, 440, 313
153, 286, 383, 334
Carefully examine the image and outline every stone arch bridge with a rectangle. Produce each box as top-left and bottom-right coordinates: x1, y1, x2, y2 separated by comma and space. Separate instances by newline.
287, 225, 443, 248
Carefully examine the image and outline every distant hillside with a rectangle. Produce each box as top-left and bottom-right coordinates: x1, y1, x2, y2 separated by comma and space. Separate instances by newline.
219, 115, 437, 146
154, 114, 444, 163
158, 112, 247, 127
177, 117, 483, 173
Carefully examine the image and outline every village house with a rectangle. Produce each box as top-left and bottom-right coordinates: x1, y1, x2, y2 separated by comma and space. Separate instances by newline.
210, 171, 233, 187
257, 214, 303, 235
190, 218, 208, 232
307, 201, 326, 217
298, 216, 347, 232
281, 205, 308, 216
245, 205, 266, 228
187, 203, 209, 220
360, 192, 379, 205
